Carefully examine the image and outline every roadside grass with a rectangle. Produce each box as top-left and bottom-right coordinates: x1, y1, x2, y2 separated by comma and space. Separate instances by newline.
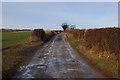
0, 32, 2, 49
2, 31, 38, 78
2, 41, 43, 78
65, 32, 119, 78
3, 51, 24, 72
2, 31, 32, 49
81, 48, 118, 78
74, 40, 85, 47
2, 31, 54, 78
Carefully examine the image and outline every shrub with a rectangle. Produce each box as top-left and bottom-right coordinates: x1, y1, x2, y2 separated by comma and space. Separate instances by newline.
29, 29, 45, 42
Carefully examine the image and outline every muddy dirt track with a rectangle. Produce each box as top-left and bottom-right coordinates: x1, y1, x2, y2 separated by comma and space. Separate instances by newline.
15, 33, 105, 78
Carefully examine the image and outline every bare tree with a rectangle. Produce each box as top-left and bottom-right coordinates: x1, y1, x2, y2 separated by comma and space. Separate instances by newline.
70, 25, 76, 30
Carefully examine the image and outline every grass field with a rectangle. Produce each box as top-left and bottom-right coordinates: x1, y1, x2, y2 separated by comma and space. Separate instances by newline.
2, 31, 32, 49
2, 30, 54, 78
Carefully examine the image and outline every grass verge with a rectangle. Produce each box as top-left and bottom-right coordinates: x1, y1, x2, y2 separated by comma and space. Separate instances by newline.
65, 32, 119, 78
2, 41, 43, 78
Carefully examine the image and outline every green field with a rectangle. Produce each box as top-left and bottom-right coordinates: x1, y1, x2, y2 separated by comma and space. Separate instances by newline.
2, 31, 32, 48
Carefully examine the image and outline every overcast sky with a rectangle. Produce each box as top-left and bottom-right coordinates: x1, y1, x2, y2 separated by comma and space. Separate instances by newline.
2, 2, 118, 30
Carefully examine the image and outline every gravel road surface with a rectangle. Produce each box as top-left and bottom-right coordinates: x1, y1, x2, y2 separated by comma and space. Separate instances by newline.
15, 33, 105, 78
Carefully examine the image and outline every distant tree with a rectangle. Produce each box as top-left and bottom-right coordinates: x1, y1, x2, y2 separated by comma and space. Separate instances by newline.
70, 25, 76, 30
61, 23, 69, 31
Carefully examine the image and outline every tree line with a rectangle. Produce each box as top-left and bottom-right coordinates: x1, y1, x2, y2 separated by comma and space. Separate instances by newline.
1, 29, 31, 32
61, 22, 76, 31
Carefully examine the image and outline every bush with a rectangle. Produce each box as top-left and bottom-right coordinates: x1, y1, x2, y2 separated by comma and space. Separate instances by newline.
84, 28, 119, 60
66, 28, 120, 61
29, 29, 45, 42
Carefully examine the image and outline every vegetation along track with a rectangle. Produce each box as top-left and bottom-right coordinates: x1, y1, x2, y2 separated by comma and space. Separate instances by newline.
15, 33, 106, 78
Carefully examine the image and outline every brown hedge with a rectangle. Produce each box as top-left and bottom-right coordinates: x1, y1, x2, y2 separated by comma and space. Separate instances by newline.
84, 28, 119, 57
66, 28, 120, 60
29, 29, 46, 42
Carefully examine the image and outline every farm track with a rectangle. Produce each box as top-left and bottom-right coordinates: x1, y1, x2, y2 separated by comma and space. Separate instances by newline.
15, 33, 105, 78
